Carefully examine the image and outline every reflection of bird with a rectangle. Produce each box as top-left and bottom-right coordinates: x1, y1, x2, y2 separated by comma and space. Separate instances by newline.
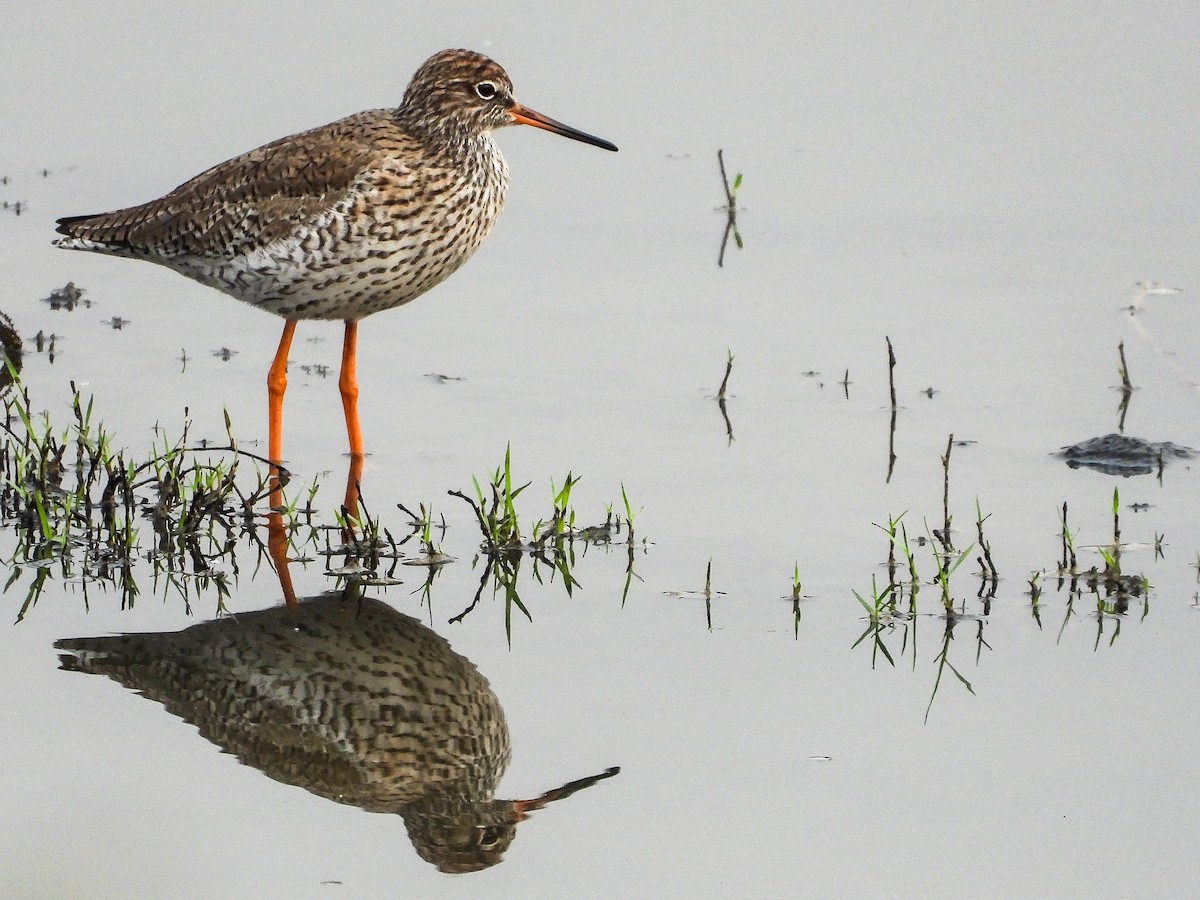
57, 593, 616, 872
54, 49, 617, 507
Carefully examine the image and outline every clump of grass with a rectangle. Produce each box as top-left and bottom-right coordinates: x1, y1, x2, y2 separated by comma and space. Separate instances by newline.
851, 575, 897, 667
877, 511, 917, 612
929, 527, 975, 616
396, 500, 449, 563
852, 575, 894, 624
448, 447, 642, 638
327, 488, 402, 586
0, 376, 311, 617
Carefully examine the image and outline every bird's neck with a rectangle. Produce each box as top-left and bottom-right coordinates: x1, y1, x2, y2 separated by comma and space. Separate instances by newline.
396, 107, 491, 160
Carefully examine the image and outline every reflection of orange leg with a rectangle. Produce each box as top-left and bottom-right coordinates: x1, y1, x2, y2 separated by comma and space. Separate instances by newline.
339, 319, 364, 523
342, 452, 364, 543
266, 510, 298, 608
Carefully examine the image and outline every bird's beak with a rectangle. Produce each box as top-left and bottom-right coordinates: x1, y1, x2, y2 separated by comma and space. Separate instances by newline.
508, 102, 618, 152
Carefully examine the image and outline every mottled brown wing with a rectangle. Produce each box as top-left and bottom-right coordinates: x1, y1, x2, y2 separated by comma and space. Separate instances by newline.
55, 112, 385, 259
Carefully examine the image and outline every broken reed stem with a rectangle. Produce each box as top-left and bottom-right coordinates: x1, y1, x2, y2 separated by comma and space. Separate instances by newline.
717, 149, 735, 206
940, 434, 953, 551
976, 503, 998, 583
1060, 501, 1076, 572
1112, 487, 1121, 548
886, 520, 898, 589
717, 351, 733, 402
886, 337, 897, 410
1117, 340, 1133, 393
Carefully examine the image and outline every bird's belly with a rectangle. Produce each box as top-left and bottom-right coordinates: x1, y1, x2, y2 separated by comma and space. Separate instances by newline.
171, 184, 503, 321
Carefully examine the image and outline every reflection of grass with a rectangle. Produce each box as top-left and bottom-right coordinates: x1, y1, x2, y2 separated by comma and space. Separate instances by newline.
926, 618, 976, 722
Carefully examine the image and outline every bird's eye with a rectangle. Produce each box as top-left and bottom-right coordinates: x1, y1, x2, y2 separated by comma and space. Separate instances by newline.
475, 81, 498, 100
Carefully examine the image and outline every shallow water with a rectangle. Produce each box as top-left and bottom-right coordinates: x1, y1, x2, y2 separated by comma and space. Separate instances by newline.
3, 3, 1200, 898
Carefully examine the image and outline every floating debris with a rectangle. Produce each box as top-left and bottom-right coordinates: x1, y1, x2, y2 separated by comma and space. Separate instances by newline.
401, 552, 454, 568
1056, 433, 1195, 476
32, 330, 59, 363
41, 282, 89, 311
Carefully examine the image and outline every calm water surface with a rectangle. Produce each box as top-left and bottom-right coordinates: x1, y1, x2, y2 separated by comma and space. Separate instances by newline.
3, 3, 1200, 898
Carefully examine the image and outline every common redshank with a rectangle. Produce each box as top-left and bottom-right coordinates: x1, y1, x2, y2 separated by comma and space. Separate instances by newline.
55, 48, 617, 516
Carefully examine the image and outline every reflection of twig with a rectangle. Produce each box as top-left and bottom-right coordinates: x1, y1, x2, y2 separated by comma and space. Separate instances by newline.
1116, 340, 1133, 432
717, 399, 733, 445
704, 558, 714, 631
448, 554, 494, 624
716, 350, 734, 445
716, 150, 743, 267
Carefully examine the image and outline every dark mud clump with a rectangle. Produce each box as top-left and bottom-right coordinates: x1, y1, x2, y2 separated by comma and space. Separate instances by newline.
1056, 433, 1195, 476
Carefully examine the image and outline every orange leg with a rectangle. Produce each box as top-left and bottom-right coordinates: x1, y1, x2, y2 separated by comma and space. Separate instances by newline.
267, 320, 297, 521
267, 320, 297, 474
339, 319, 364, 523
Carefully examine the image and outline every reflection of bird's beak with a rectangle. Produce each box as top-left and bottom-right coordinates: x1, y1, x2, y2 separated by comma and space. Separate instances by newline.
508, 102, 618, 152
507, 765, 622, 822
510, 800, 536, 823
